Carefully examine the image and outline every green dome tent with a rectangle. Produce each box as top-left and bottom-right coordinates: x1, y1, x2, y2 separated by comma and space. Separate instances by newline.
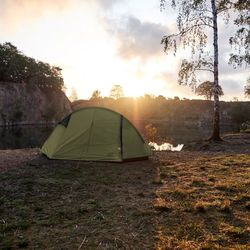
41, 107, 153, 162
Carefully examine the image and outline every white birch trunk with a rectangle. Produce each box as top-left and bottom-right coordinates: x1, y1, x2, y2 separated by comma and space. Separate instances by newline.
211, 0, 221, 141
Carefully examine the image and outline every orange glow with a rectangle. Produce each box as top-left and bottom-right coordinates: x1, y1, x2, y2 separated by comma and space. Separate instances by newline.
132, 99, 139, 123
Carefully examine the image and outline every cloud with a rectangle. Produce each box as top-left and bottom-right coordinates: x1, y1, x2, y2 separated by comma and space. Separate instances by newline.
93, 0, 125, 11
0, 0, 73, 32
153, 71, 177, 85
219, 78, 245, 100
152, 71, 198, 99
153, 68, 247, 101
104, 15, 168, 62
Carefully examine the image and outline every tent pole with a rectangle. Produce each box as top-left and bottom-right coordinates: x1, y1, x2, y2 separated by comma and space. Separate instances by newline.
120, 115, 123, 162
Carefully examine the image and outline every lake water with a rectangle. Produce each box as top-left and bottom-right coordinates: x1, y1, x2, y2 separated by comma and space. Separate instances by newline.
0, 121, 237, 150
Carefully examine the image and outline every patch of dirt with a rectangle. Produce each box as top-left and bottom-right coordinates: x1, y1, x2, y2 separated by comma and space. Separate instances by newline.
0, 148, 45, 172
182, 133, 250, 154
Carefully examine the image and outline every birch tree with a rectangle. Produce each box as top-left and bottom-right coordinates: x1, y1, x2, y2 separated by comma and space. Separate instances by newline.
160, 0, 239, 141
229, 1, 250, 98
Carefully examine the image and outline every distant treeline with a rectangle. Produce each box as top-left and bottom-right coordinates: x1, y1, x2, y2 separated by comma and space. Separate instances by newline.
72, 97, 250, 126
0, 42, 64, 90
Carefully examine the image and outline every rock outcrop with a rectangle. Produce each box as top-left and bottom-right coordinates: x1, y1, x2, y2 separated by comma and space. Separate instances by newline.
0, 82, 72, 126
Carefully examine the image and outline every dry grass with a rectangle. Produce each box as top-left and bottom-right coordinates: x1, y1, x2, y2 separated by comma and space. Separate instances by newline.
155, 154, 250, 249
1, 153, 250, 249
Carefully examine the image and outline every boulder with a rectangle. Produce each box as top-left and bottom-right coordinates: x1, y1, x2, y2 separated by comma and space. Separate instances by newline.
0, 82, 72, 126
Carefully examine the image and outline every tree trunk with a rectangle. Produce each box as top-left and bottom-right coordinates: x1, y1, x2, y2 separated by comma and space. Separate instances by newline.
210, 0, 222, 141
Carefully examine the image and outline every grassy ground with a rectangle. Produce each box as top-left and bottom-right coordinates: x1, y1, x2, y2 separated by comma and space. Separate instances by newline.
1, 153, 250, 249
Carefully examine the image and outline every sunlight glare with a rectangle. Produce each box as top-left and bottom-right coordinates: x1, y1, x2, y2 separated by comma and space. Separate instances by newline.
124, 83, 144, 98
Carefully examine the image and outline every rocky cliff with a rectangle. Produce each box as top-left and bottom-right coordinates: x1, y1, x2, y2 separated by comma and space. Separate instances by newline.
0, 82, 72, 126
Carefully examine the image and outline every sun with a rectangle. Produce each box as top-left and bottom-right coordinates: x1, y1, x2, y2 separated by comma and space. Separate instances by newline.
124, 88, 143, 99
124, 89, 143, 99
123, 82, 147, 99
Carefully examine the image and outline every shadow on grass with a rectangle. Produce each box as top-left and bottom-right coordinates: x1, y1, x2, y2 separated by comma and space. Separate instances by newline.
0, 158, 159, 249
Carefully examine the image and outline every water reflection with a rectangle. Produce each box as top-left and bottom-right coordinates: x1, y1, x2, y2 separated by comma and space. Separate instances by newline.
137, 121, 237, 146
0, 125, 55, 150
0, 122, 236, 150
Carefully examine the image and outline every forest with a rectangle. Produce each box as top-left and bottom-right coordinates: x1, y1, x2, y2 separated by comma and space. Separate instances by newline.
72, 95, 250, 128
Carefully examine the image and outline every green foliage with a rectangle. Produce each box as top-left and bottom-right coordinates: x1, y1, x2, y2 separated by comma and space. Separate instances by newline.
0, 42, 64, 90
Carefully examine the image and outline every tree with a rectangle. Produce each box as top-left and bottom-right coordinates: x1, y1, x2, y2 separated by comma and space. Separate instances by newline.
195, 81, 224, 100
245, 81, 250, 98
91, 89, 102, 99
232, 97, 239, 102
0, 42, 27, 83
144, 94, 152, 99
230, 102, 250, 124
160, 0, 245, 141
109, 85, 125, 99
157, 95, 167, 101
69, 87, 78, 102
229, 1, 250, 97
0, 42, 65, 90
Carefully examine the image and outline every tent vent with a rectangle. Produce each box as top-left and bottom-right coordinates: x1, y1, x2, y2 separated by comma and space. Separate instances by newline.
59, 114, 71, 127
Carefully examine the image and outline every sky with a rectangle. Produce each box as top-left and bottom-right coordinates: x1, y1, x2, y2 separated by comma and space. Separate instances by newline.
0, 0, 249, 101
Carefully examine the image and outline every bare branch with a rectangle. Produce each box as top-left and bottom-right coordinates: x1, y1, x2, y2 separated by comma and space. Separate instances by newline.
195, 68, 214, 73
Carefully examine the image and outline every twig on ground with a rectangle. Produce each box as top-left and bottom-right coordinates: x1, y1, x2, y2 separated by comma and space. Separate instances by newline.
78, 236, 86, 250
